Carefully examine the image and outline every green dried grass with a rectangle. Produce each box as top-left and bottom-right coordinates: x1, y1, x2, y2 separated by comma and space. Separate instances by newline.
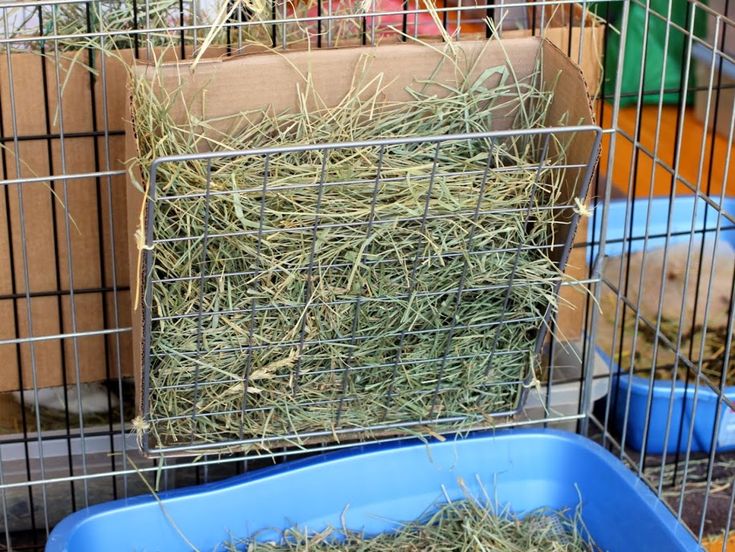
132, 37, 574, 452
4, 0, 201, 50
223, 495, 597, 551
2, 0, 368, 54
599, 302, 735, 387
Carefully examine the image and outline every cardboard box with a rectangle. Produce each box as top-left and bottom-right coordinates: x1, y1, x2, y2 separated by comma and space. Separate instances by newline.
0, 47, 226, 392
0, 50, 134, 392
520, 3, 604, 98
126, 37, 599, 449
0, 9, 601, 393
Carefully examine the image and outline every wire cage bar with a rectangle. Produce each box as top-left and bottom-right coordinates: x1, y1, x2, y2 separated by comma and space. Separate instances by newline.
589, 0, 735, 546
0, 0, 730, 548
140, 127, 601, 455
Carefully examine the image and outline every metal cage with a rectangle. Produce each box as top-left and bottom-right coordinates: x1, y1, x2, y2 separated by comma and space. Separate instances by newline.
141, 127, 601, 455
0, 0, 731, 548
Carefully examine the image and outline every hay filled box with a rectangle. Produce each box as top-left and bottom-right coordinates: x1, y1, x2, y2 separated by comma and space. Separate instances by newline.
126, 37, 599, 455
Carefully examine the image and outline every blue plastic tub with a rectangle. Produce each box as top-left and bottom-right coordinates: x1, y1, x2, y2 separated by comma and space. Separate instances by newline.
590, 196, 735, 454
47, 430, 699, 551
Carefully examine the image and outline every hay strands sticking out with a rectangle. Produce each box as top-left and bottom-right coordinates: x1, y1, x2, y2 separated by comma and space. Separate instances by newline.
223, 480, 598, 551
134, 35, 575, 453
602, 307, 735, 387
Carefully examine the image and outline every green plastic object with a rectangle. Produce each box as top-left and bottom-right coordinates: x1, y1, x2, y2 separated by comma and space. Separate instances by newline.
600, 0, 706, 106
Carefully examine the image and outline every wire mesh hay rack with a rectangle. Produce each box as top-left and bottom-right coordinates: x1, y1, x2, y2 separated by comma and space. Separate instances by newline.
129, 37, 602, 456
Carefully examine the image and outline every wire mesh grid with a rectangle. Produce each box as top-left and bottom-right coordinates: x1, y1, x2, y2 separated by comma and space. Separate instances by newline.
140, 127, 601, 455
0, 0, 730, 548
589, 0, 735, 546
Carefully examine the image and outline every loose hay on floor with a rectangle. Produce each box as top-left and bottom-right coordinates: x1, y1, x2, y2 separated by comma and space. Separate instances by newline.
598, 243, 735, 387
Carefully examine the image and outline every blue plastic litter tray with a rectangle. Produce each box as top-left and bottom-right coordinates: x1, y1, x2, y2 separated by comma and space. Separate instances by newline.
47, 430, 699, 551
590, 196, 735, 454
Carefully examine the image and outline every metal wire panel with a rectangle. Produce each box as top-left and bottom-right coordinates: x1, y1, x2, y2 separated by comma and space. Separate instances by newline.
140, 127, 601, 455
590, 0, 735, 548
0, 0, 731, 549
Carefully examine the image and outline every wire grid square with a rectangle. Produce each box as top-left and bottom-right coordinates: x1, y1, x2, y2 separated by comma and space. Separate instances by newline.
141, 128, 599, 454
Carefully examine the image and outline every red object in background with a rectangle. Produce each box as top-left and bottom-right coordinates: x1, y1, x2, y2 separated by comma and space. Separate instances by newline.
292, 0, 487, 38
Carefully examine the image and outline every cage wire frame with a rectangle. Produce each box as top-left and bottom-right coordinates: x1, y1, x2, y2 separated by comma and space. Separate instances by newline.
141, 126, 602, 455
587, 0, 735, 545
0, 0, 730, 548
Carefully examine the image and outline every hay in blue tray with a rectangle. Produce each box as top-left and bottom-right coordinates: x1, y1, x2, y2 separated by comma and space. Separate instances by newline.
130, 37, 587, 453
224, 497, 597, 551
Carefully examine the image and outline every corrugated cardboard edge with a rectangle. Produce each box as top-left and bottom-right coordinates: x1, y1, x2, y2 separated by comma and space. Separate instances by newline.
125, 83, 146, 422
515, 38, 602, 417
126, 37, 601, 456
545, 35, 602, 332
125, 44, 234, 426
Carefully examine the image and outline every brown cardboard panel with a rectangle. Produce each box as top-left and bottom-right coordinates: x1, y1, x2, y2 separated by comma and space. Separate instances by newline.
6, 179, 59, 294
539, 39, 598, 339
59, 292, 106, 384
0, 54, 48, 137
1, 141, 107, 389
102, 289, 133, 380
0, 185, 12, 297
126, 37, 599, 418
0, 299, 20, 390
0, 49, 175, 140
504, 25, 603, 96
93, 51, 133, 133
2, 138, 104, 295
557, 218, 589, 340
545, 14, 605, 340
49, 139, 104, 290
4, 136, 131, 293
0, 47, 191, 149
3, 295, 60, 392
0, 46, 226, 391
0, 290, 133, 392
11, 296, 63, 391
95, 153, 131, 288
42, 53, 97, 135
2, 141, 120, 291
0, 139, 133, 390
138, 39, 544, 138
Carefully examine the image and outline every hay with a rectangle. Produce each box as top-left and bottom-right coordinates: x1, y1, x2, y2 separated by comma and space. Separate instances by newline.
1, 0, 373, 54
1, 0, 295, 54
598, 288, 735, 387
223, 497, 597, 551
3, 0, 200, 51
133, 40, 573, 451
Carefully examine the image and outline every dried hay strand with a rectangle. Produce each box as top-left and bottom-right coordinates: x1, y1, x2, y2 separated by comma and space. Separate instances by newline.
1, 0, 375, 54
2, 0, 203, 51
223, 494, 598, 551
132, 38, 577, 452
598, 254, 735, 388
598, 296, 735, 387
